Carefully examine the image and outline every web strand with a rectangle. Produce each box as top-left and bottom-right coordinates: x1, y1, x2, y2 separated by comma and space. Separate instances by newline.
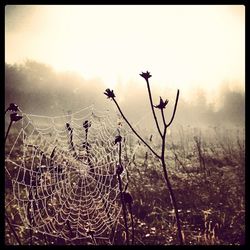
5, 105, 137, 245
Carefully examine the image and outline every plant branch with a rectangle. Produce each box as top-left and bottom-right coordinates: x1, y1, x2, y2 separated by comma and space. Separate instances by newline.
159, 91, 183, 245
166, 89, 180, 127
161, 159, 184, 245
146, 79, 163, 137
161, 109, 167, 129
5, 121, 13, 143
112, 98, 160, 159
117, 142, 130, 245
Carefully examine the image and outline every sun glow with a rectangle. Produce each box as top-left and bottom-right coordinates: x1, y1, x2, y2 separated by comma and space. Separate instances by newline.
5, 5, 245, 93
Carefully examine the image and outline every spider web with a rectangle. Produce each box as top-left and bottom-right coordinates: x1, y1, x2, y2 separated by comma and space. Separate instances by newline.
5, 105, 138, 245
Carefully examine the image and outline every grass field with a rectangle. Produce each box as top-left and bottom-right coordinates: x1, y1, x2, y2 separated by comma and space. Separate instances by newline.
5, 124, 245, 245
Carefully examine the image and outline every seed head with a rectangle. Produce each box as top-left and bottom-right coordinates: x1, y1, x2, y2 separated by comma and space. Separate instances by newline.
114, 135, 122, 144
140, 71, 152, 80
7, 103, 19, 112
154, 97, 168, 109
10, 113, 22, 122
104, 88, 115, 99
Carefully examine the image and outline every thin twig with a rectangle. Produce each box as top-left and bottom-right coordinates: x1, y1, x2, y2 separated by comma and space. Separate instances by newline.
5, 214, 22, 245
5, 121, 13, 143
112, 98, 160, 159
117, 141, 130, 245
161, 158, 184, 245
161, 108, 167, 128
146, 79, 163, 137
166, 89, 180, 127
159, 89, 183, 245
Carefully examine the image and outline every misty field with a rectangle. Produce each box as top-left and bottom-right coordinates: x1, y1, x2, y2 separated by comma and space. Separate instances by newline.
5, 3, 245, 245
5, 62, 245, 245
5, 119, 245, 245
5, 60, 245, 245
125, 125, 245, 245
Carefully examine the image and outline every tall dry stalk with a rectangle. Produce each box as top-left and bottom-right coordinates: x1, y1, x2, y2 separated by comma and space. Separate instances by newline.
5, 103, 23, 245
104, 71, 183, 245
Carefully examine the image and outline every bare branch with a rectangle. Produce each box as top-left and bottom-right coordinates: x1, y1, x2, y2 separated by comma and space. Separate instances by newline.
161, 108, 167, 128
112, 98, 160, 159
146, 79, 163, 137
166, 89, 180, 128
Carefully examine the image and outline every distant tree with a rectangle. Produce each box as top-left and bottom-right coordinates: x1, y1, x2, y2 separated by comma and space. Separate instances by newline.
217, 90, 245, 125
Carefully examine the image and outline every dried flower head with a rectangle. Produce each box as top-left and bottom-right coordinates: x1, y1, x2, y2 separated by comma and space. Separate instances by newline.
10, 113, 22, 122
154, 97, 168, 109
114, 135, 122, 144
83, 120, 91, 130
104, 88, 115, 99
7, 103, 19, 112
140, 71, 152, 80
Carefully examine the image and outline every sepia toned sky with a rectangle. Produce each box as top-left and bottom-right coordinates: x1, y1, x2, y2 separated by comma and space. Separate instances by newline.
5, 5, 245, 97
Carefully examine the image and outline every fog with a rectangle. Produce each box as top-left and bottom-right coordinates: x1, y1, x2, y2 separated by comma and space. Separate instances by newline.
5, 5, 244, 93
5, 6, 244, 131
5, 61, 245, 130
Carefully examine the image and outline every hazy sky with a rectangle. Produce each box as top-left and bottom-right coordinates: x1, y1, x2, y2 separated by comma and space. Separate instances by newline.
5, 5, 245, 97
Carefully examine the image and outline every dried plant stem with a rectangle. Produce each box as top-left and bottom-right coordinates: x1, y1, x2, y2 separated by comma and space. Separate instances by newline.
160, 89, 183, 245
194, 135, 206, 172
161, 159, 183, 245
117, 141, 129, 245
146, 79, 163, 137
111, 86, 183, 245
166, 90, 180, 127
5, 120, 13, 143
161, 109, 167, 128
5, 214, 21, 245
112, 98, 160, 159
5, 115, 21, 245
